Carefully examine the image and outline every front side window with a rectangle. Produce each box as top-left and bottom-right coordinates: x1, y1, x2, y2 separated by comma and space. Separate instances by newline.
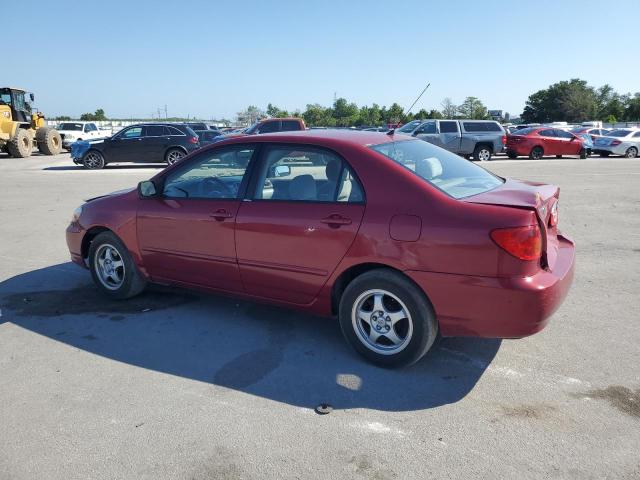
121, 127, 142, 139
252, 145, 364, 202
370, 140, 503, 200
397, 120, 423, 133
163, 146, 255, 199
439, 121, 458, 133
416, 122, 437, 134
633, 132, 640, 138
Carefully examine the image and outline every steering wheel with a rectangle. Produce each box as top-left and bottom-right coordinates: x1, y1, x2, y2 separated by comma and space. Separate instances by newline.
201, 177, 234, 198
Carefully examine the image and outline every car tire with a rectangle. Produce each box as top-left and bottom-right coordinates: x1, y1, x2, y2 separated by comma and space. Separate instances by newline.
625, 147, 638, 158
88, 231, 147, 299
600, 152, 610, 157
529, 146, 544, 160
83, 150, 105, 169
507, 151, 518, 159
36, 127, 63, 155
7, 128, 33, 158
473, 145, 492, 162
165, 148, 185, 165
338, 268, 438, 368
579, 148, 588, 159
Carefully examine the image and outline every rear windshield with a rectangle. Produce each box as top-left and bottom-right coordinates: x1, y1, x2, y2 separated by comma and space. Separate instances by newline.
607, 129, 634, 137
370, 140, 503, 199
512, 127, 536, 135
57, 123, 83, 131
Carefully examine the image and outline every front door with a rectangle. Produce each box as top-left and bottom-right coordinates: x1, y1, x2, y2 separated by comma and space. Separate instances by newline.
137, 144, 257, 292
235, 144, 365, 305
106, 126, 146, 162
414, 121, 440, 147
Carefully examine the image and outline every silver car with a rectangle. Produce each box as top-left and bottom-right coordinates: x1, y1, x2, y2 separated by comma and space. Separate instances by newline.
592, 129, 640, 158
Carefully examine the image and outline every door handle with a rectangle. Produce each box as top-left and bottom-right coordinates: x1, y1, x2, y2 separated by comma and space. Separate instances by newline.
320, 214, 352, 227
210, 209, 233, 221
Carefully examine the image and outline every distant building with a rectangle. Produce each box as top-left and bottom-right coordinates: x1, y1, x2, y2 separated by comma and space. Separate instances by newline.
488, 110, 503, 121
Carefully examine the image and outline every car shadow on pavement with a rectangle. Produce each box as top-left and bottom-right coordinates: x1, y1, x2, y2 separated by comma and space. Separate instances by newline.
43, 164, 166, 171
0, 263, 501, 412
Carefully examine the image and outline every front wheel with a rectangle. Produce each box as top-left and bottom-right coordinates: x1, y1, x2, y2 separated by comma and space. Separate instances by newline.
83, 150, 105, 169
36, 127, 63, 155
165, 148, 185, 165
579, 148, 588, 159
473, 145, 492, 162
529, 146, 544, 160
625, 147, 638, 158
88, 231, 147, 299
338, 269, 438, 368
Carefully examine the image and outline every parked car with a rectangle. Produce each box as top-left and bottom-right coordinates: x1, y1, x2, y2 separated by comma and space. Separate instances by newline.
570, 127, 610, 142
506, 127, 588, 159
197, 129, 224, 146
397, 119, 506, 161
73, 123, 200, 169
592, 129, 640, 158
66, 130, 575, 367
183, 122, 218, 132
56, 122, 104, 149
213, 117, 307, 143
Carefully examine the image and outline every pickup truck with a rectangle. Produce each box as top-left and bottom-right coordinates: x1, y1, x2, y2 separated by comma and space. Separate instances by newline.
397, 119, 506, 161
55, 122, 104, 149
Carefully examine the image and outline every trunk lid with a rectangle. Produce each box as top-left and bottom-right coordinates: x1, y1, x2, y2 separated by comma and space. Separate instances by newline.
464, 178, 560, 270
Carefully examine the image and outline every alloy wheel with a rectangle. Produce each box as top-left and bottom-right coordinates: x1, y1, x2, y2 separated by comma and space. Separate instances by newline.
478, 149, 491, 161
351, 289, 413, 355
94, 244, 126, 290
625, 147, 638, 158
167, 150, 185, 165
84, 152, 103, 169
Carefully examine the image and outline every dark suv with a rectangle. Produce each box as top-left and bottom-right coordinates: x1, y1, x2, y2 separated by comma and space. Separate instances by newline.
76, 123, 200, 169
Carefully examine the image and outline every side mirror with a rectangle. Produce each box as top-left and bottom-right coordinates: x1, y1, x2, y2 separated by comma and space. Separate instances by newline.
570, 136, 576, 141
138, 180, 157, 198
412, 131, 419, 136
29, 93, 35, 102
273, 165, 291, 177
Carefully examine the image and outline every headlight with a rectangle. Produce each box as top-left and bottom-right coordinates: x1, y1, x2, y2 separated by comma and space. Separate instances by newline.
72, 205, 83, 222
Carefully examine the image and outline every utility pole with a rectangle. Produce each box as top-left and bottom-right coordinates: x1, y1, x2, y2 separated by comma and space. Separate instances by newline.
164, 104, 168, 120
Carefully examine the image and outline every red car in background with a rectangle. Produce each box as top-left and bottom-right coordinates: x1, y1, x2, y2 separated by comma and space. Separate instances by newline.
66, 130, 575, 367
506, 127, 588, 159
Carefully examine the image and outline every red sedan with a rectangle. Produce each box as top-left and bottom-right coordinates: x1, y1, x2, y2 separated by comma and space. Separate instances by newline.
506, 127, 588, 159
66, 130, 575, 367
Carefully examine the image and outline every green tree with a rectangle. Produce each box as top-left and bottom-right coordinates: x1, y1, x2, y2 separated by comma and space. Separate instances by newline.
332, 98, 359, 126
458, 97, 489, 119
302, 103, 334, 127
624, 93, 640, 121
266, 103, 289, 118
522, 79, 597, 123
54, 115, 71, 121
385, 103, 404, 124
441, 98, 457, 118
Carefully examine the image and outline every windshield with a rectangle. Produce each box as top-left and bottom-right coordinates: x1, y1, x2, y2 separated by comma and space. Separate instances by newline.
397, 120, 423, 133
370, 140, 503, 199
607, 129, 634, 137
57, 123, 83, 131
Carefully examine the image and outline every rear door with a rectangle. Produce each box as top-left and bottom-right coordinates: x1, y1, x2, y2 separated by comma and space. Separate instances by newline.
235, 144, 366, 304
142, 125, 168, 162
438, 120, 462, 152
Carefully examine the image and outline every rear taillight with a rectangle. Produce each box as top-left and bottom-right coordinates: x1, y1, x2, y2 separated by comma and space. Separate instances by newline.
490, 224, 542, 261
501, 135, 507, 145
189, 136, 199, 144
611, 140, 621, 146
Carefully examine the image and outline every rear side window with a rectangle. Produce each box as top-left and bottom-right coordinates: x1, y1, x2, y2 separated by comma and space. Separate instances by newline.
145, 125, 165, 137
439, 121, 458, 133
370, 140, 503, 199
167, 126, 185, 136
634, 132, 640, 138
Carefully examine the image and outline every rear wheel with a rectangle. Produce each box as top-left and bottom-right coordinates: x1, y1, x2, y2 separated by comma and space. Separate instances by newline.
88, 231, 147, 299
83, 150, 105, 169
7, 128, 33, 158
625, 147, 638, 158
473, 145, 492, 162
36, 127, 63, 155
338, 269, 438, 368
165, 148, 185, 165
529, 146, 544, 160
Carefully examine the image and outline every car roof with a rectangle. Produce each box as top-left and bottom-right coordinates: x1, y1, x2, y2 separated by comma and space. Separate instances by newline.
213, 128, 404, 148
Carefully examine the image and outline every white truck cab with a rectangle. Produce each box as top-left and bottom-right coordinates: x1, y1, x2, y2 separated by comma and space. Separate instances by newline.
55, 122, 103, 149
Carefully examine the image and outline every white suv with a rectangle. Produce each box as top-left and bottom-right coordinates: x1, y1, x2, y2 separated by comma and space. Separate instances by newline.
56, 122, 103, 149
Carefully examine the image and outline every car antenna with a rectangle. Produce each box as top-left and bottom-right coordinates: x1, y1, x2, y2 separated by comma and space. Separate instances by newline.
387, 82, 431, 136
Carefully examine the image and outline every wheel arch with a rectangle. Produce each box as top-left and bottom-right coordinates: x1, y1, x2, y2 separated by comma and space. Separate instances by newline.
81, 226, 112, 260
474, 142, 494, 152
330, 262, 431, 316
164, 145, 188, 158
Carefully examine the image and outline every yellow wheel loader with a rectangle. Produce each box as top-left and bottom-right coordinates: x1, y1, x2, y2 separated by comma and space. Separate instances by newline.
0, 87, 62, 158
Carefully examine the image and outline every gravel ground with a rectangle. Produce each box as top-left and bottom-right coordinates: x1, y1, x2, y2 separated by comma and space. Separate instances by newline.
0, 151, 638, 480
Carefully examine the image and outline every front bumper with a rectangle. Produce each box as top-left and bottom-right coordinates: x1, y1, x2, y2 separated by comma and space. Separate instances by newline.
407, 234, 575, 338
66, 222, 87, 268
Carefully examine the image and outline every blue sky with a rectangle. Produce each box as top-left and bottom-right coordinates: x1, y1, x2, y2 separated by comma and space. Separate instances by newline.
8, 0, 639, 120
